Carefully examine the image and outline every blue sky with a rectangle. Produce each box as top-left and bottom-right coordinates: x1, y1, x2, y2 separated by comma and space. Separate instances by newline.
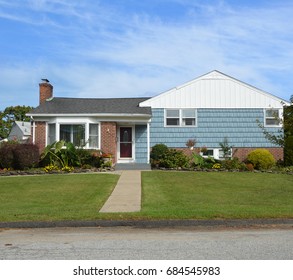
1, 0, 293, 110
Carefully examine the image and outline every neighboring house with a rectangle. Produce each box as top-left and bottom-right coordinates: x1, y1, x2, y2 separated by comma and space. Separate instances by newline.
27, 70, 290, 164
8, 121, 31, 143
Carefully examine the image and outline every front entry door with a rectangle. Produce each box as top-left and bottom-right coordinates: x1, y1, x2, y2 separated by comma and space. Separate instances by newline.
120, 127, 132, 158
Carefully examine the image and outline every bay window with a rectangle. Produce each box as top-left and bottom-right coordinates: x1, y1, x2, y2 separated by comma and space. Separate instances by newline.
60, 124, 85, 147
47, 122, 100, 148
47, 123, 56, 145
89, 124, 99, 148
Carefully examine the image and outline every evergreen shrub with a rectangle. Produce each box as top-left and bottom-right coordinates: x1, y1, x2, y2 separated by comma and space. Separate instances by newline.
247, 149, 275, 170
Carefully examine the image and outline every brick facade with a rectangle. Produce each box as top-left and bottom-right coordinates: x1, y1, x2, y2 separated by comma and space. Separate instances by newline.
33, 121, 46, 152
39, 82, 53, 104
101, 122, 117, 163
232, 147, 284, 162
179, 147, 284, 162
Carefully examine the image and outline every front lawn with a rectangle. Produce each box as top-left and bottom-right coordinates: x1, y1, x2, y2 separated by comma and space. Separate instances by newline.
0, 174, 119, 222
141, 171, 293, 219
0, 171, 292, 222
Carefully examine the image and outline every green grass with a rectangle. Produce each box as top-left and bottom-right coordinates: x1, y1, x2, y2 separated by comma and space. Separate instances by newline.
140, 171, 293, 219
0, 174, 119, 222
0, 171, 292, 222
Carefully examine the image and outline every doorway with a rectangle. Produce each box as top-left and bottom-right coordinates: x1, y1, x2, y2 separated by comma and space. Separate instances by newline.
119, 126, 134, 160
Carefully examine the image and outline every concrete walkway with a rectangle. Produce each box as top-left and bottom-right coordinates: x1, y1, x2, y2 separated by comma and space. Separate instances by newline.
99, 170, 141, 213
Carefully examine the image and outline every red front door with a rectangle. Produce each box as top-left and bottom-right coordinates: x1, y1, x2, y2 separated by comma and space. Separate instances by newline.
120, 127, 132, 158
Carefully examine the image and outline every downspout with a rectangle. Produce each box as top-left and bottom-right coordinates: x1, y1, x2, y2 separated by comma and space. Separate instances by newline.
31, 116, 35, 144
147, 122, 150, 164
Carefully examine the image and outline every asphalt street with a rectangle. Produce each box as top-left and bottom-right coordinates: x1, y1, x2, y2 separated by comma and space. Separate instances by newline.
0, 226, 292, 260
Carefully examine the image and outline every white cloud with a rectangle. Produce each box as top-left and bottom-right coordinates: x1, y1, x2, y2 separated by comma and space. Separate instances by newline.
1, 0, 293, 110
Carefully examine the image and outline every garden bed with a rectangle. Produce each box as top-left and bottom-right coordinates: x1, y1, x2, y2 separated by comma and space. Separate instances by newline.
152, 166, 293, 175
0, 166, 115, 176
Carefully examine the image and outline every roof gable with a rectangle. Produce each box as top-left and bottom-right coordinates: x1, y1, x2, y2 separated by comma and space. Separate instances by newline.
14, 121, 31, 136
140, 70, 289, 109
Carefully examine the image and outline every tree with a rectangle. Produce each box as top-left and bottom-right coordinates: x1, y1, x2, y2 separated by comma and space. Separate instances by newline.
0, 105, 33, 139
219, 137, 233, 159
257, 96, 293, 165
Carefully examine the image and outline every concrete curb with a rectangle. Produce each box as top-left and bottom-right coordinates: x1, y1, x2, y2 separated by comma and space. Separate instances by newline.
0, 218, 292, 229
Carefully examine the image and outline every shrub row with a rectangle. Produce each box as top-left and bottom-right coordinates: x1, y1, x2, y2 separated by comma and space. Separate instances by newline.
0, 142, 39, 170
0, 141, 104, 171
151, 144, 277, 171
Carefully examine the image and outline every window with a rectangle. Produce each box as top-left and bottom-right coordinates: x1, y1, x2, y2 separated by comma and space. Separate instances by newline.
166, 109, 180, 126
202, 149, 214, 157
219, 149, 232, 159
47, 123, 56, 145
182, 109, 196, 126
165, 109, 196, 127
265, 109, 280, 126
89, 124, 99, 148
60, 124, 85, 147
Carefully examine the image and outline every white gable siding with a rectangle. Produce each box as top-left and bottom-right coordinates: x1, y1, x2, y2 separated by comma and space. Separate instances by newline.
140, 71, 288, 109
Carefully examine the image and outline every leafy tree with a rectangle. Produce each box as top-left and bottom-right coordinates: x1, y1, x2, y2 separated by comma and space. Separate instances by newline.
0, 105, 33, 139
257, 96, 293, 147
257, 96, 293, 165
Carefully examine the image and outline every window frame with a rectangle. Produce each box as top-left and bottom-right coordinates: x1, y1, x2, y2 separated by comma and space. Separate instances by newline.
59, 124, 86, 147
88, 123, 100, 149
165, 108, 197, 127
264, 109, 281, 127
46, 121, 100, 149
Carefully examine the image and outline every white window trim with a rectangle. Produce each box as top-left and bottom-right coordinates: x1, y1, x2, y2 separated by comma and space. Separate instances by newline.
164, 109, 197, 127
201, 148, 232, 160
264, 108, 282, 128
88, 123, 101, 149
46, 120, 101, 149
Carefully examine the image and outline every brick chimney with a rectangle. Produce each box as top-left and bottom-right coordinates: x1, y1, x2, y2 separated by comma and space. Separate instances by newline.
39, 80, 53, 105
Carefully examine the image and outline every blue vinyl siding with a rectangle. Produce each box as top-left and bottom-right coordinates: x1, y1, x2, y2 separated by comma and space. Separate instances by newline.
135, 125, 148, 163
150, 109, 281, 148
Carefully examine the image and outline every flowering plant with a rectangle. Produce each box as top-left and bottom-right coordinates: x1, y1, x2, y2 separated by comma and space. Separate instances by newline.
101, 153, 112, 158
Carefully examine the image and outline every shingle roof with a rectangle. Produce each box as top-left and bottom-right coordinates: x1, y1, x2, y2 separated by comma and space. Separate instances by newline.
14, 121, 31, 136
28, 97, 151, 115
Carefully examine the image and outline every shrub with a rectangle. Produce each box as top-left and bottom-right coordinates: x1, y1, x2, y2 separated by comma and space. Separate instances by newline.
150, 144, 169, 167
246, 163, 254, 171
13, 144, 39, 170
0, 142, 39, 170
221, 157, 245, 170
150, 144, 190, 168
191, 153, 204, 168
159, 149, 190, 168
247, 149, 275, 170
202, 156, 216, 169
76, 148, 102, 167
0, 142, 16, 168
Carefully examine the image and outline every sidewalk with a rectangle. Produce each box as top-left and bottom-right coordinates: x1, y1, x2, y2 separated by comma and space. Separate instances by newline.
99, 170, 141, 213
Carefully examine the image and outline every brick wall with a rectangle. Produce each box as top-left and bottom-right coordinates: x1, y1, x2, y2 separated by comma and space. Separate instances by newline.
34, 121, 46, 152
233, 147, 284, 162
101, 122, 117, 163
176, 147, 284, 162
39, 82, 53, 104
